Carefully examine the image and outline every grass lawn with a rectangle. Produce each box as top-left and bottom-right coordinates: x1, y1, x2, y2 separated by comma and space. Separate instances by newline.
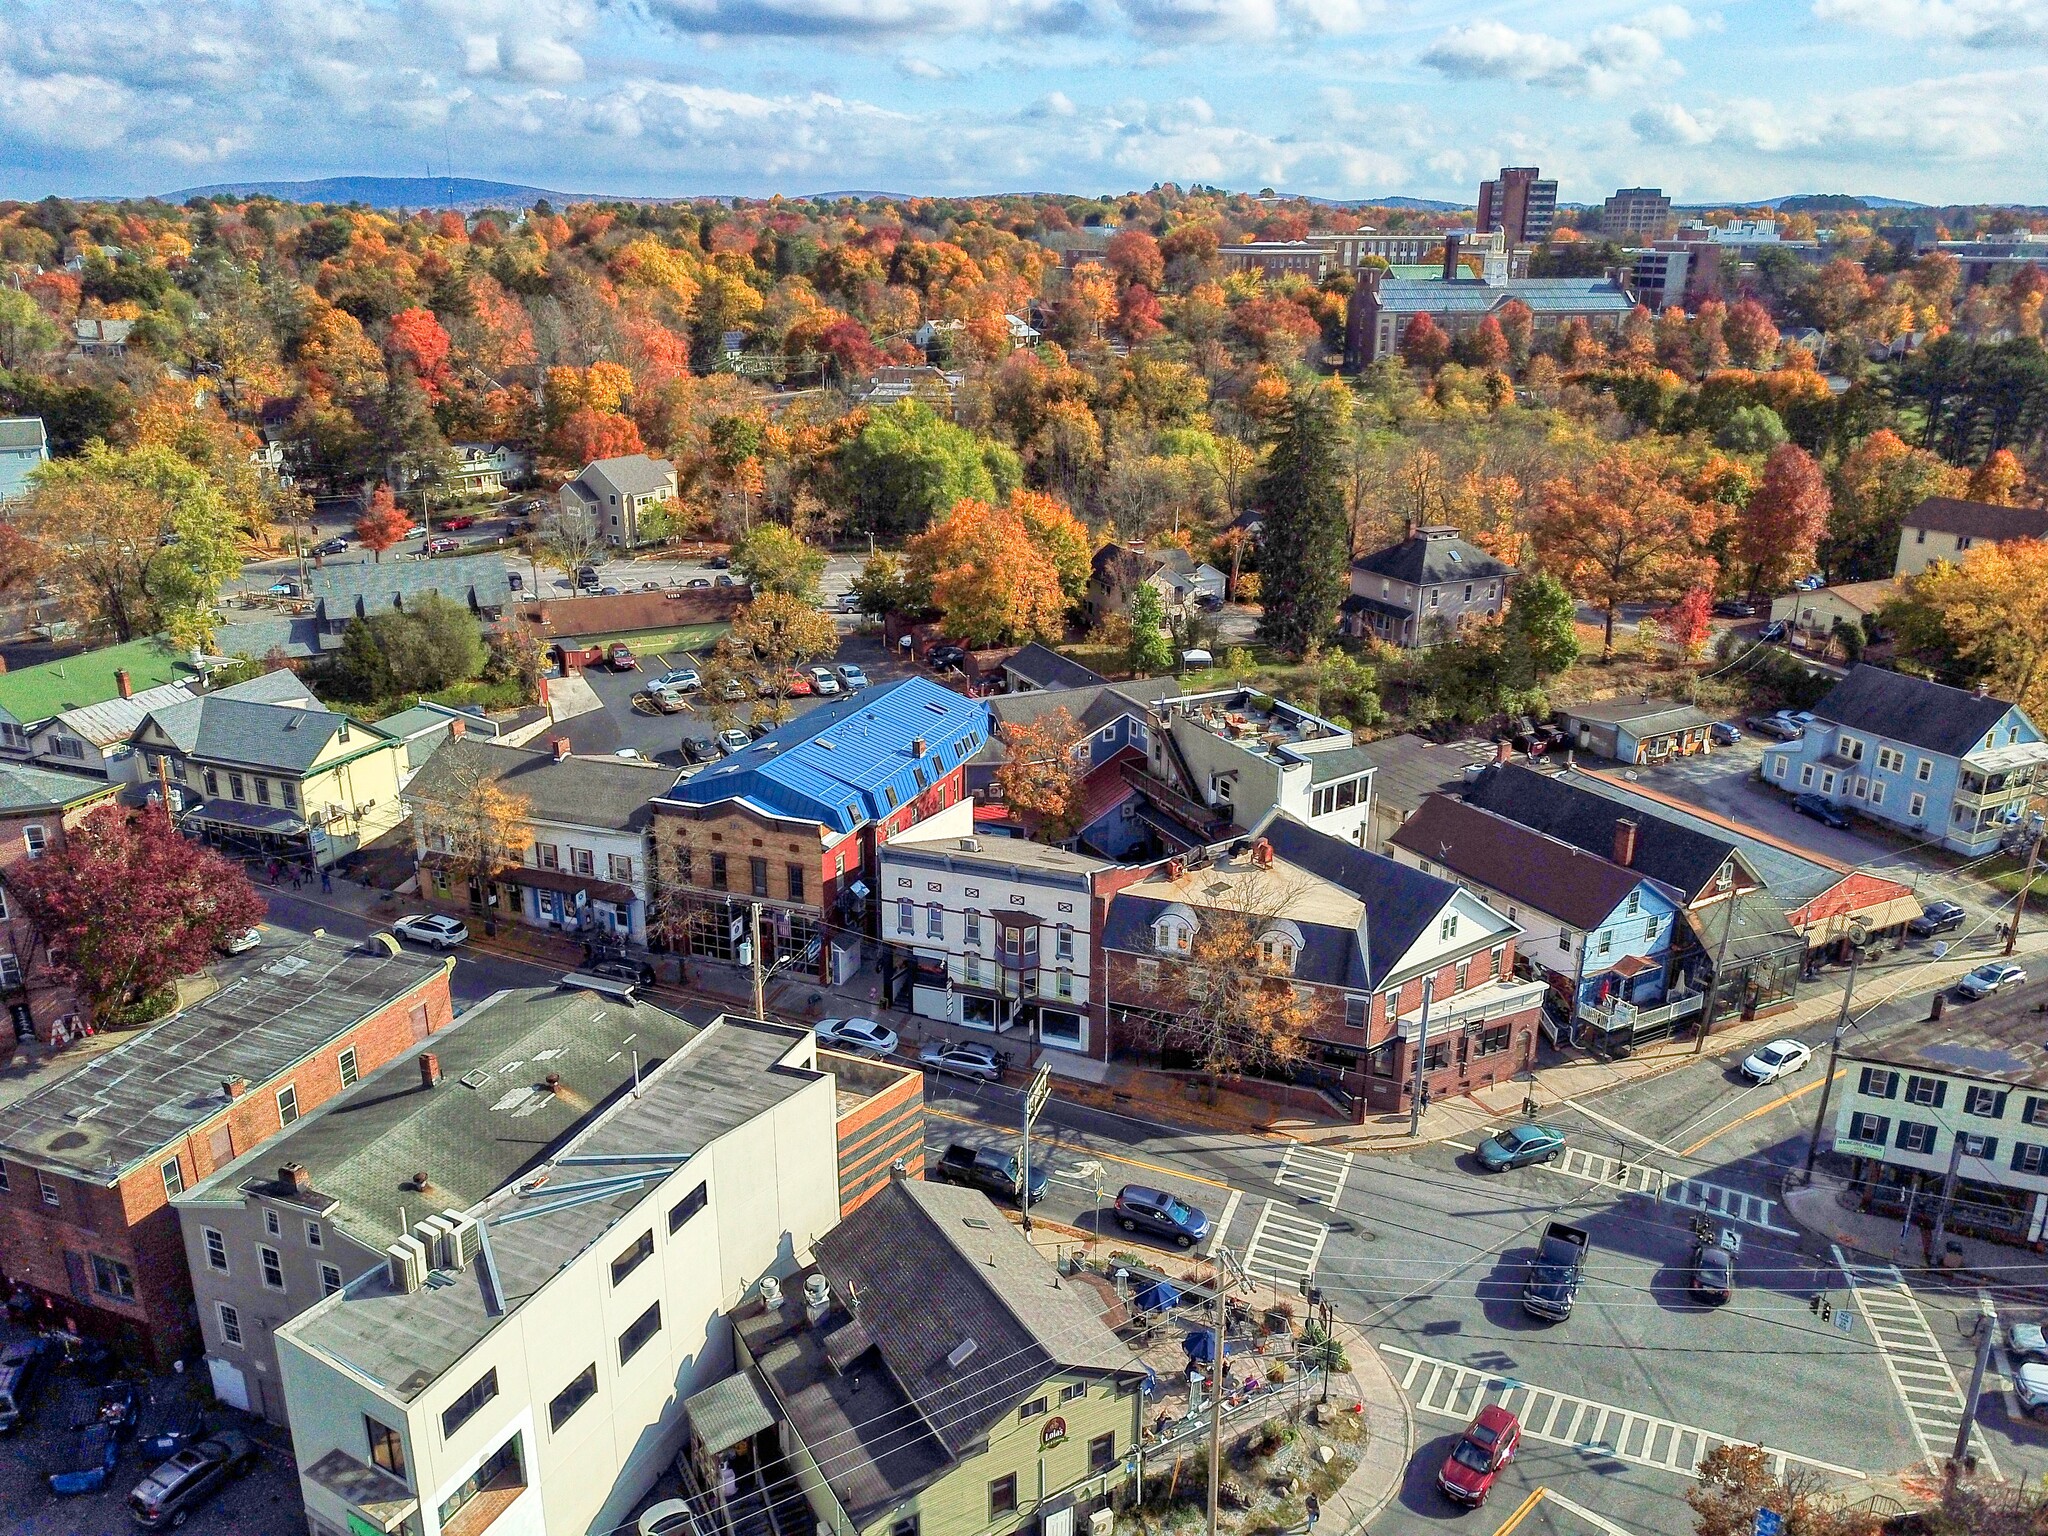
575, 624, 729, 657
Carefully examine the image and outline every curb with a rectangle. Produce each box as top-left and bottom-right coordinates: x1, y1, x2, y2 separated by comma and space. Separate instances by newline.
1326, 1318, 1413, 1535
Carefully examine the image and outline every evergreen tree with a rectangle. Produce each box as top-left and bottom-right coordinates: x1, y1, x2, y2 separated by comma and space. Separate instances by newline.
1126, 580, 1174, 676
1253, 382, 1350, 659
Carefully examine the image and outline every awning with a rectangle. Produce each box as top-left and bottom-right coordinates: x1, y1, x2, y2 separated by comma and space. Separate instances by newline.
507, 866, 634, 905
1598, 954, 1660, 979
302, 1449, 419, 1534
684, 1371, 777, 1457
180, 798, 309, 836
1801, 893, 1924, 939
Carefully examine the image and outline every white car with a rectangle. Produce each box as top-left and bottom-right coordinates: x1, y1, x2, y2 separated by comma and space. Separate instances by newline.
919, 1040, 1004, 1082
653, 666, 701, 692
808, 667, 843, 695
1741, 1038, 1812, 1084
836, 664, 869, 690
1960, 962, 2027, 999
218, 927, 262, 956
716, 729, 753, 755
2007, 1321, 2048, 1361
2016, 1362, 2048, 1421
392, 913, 470, 949
816, 1016, 898, 1056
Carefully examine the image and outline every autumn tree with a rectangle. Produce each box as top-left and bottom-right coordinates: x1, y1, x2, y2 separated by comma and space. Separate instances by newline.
1531, 445, 1726, 656
837, 400, 1020, 538
1254, 382, 1351, 659
1968, 448, 2028, 505
1499, 571, 1581, 685
1687, 1444, 1876, 1536
10, 804, 265, 1028
354, 483, 413, 562
730, 523, 828, 601
1400, 313, 1449, 372
902, 496, 1068, 648
994, 708, 1085, 842
708, 592, 841, 730
1126, 581, 1174, 677
1823, 429, 1966, 581
848, 551, 918, 620
411, 748, 534, 905
1659, 587, 1715, 658
1724, 299, 1780, 369
1737, 444, 1831, 595
1883, 537, 2048, 721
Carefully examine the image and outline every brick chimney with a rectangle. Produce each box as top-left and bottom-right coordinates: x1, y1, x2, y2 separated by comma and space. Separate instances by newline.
115, 669, 133, 700
222, 1076, 247, 1099
1495, 738, 1511, 764
448, 717, 465, 739
280, 1162, 310, 1195
1442, 233, 1464, 282
1612, 817, 1639, 868
551, 737, 571, 762
1252, 838, 1274, 868
418, 1052, 442, 1089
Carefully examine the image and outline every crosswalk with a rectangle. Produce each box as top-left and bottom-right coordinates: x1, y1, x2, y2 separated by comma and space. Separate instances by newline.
1240, 1201, 1331, 1291
1276, 1143, 1353, 1208
1833, 1249, 2000, 1479
1380, 1344, 1868, 1483
1550, 1145, 1796, 1235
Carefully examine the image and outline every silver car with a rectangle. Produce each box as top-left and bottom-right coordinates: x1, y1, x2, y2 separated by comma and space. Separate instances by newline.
918, 1041, 1003, 1082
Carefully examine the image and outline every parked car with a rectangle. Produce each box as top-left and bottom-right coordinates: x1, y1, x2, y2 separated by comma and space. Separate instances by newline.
1744, 715, 1802, 741
653, 666, 701, 692
836, 663, 869, 690
931, 1143, 1048, 1206
126, 1431, 258, 1528
1113, 1185, 1211, 1248
425, 536, 460, 554
577, 565, 601, 591
2007, 1321, 2048, 1362
49, 1421, 121, 1494
391, 913, 470, 950
919, 1040, 1004, 1082
600, 586, 621, 596
639, 1498, 706, 1536
707, 554, 732, 569
1909, 900, 1966, 937
441, 514, 476, 531
1689, 1227, 1738, 1304
716, 678, 747, 702
682, 736, 720, 764
815, 1016, 898, 1056
586, 958, 657, 986
716, 729, 753, 756
1758, 621, 1787, 642
686, 577, 712, 589
1794, 574, 1826, 591
781, 670, 815, 697
607, 643, 639, 671
0, 1337, 52, 1433
644, 688, 688, 714
714, 574, 737, 587
1960, 961, 2027, 999
1741, 1038, 1812, 1084
314, 536, 348, 556
1709, 722, 1742, 747
927, 644, 967, 670
1792, 794, 1852, 830
217, 927, 262, 956
808, 667, 842, 695
1712, 599, 1756, 618
1436, 1405, 1521, 1506
404, 523, 428, 538
2015, 1362, 2048, 1421
1476, 1123, 1565, 1172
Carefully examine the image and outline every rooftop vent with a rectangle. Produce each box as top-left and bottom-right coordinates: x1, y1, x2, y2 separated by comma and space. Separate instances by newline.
959, 838, 980, 853
759, 1275, 784, 1312
803, 1273, 833, 1327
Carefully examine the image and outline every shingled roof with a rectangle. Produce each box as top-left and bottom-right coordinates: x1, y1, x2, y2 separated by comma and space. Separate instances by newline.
1810, 665, 2022, 759
1393, 794, 1659, 930
405, 736, 672, 833
310, 552, 512, 618
1902, 497, 2048, 544
1353, 526, 1515, 587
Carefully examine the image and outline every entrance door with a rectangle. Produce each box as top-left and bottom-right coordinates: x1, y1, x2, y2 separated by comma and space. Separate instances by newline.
207, 1357, 250, 1412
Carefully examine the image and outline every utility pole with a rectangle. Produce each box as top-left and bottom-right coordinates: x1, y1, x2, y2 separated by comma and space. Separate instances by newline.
1954, 1296, 1998, 1470
1020, 1062, 1051, 1235
2007, 829, 2042, 956
1207, 1275, 1225, 1536
1407, 976, 1436, 1137
1692, 888, 1739, 1056
1931, 1134, 1968, 1259
1804, 922, 1869, 1181
749, 901, 766, 1019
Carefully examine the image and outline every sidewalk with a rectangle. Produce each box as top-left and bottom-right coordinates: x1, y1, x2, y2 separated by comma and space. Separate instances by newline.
1784, 1168, 2048, 1292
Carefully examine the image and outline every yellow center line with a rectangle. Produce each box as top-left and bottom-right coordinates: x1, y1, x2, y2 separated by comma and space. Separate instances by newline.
1680, 1069, 1840, 1157
1491, 1485, 1550, 1536
926, 1106, 1235, 1190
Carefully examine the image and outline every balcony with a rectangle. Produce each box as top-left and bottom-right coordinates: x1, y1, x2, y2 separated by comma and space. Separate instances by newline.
1392, 978, 1547, 1039
1577, 987, 1704, 1036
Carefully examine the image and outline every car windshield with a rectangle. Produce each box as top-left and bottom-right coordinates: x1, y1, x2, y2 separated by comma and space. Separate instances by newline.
1163, 1197, 1193, 1223
1451, 1439, 1493, 1471
1757, 1047, 1787, 1065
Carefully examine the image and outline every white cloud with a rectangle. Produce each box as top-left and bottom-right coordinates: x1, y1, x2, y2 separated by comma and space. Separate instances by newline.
895, 55, 950, 77
638, 0, 1089, 41
1419, 10, 1693, 95
1812, 0, 2048, 47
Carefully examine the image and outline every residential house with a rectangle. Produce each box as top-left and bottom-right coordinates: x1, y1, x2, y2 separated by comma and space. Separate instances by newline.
72, 317, 131, 356
0, 637, 202, 762
1554, 699, 1718, 764
0, 416, 48, 501
1758, 665, 2047, 855
405, 734, 672, 945
1832, 991, 2048, 1246
1086, 542, 1226, 624
274, 1014, 841, 1536
653, 679, 991, 984
0, 933, 451, 1363
29, 679, 198, 781
1464, 763, 1805, 1039
1344, 268, 1634, 370
976, 679, 1183, 859
136, 669, 410, 867
0, 765, 122, 1046
373, 702, 501, 780
734, 1179, 1146, 1536
171, 985, 702, 1421
854, 365, 966, 412
1359, 734, 1482, 854
1000, 642, 1108, 694
1391, 794, 1686, 1046
1103, 815, 1538, 1120
391, 442, 528, 497
1767, 579, 1901, 653
1894, 497, 2048, 578
558, 454, 679, 547
1341, 526, 1515, 648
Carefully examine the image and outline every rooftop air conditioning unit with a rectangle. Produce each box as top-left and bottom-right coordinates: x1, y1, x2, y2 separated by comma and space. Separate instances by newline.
441, 1211, 482, 1269
415, 1215, 455, 1266
386, 1235, 428, 1293
804, 1274, 833, 1327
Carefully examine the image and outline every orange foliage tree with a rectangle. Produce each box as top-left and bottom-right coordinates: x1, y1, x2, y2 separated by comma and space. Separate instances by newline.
1737, 444, 1831, 595
354, 485, 412, 561
903, 496, 1071, 648
994, 707, 1086, 842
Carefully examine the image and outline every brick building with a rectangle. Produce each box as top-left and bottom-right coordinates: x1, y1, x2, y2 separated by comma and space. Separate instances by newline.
0, 934, 452, 1363
1477, 167, 1558, 246
0, 764, 122, 1048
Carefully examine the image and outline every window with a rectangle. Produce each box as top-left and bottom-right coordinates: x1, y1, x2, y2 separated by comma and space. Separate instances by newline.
306, 1221, 323, 1249
1597, 931, 1611, 957
1135, 959, 1159, 991
1909, 793, 1926, 819
1916, 758, 1933, 783
2014, 1143, 2048, 1175
711, 853, 728, 891
160, 1159, 184, 1198
276, 1084, 299, 1125
892, 1518, 920, 1536
1859, 1068, 1899, 1099
229, 773, 246, 801
21, 825, 45, 858
611, 1229, 655, 1286
573, 848, 595, 877
1154, 917, 1191, 953
367, 1417, 407, 1479
1644, 916, 1661, 942
1055, 969, 1073, 998
550, 1365, 599, 1432
1061, 1382, 1087, 1403
217, 1303, 243, 1347
259, 1246, 285, 1291
281, 782, 297, 809
618, 1301, 662, 1364
1896, 1121, 1938, 1154
787, 864, 805, 903
1024, 928, 1038, 959
91, 1254, 135, 1299
1477, 1022, 1511, 1055
1847, 1112, 1889, 1145
203, 771, 219, 797
1877, 746, 1904, 773
537, 843, 560, 870
1439, 913, 1459, 941
204, 1229, 228, 1272
255, 777, 272, 806
37, 1171, 58, 1208
1839, 735, 1865, 763
1626, 890, 1640, 916
265, 1210, 281, 1237
965, 911, 982, 946
321, 1264, 343, 1296
339, 1046, 358, 1088
989, 1474, 1018, 1518
2026, 1096, 2048, 1128
1019, 1396, 1048, 1420
751, 857, 769, 897
1961, 1133, 1998, 1161
1965, 1086, 2008, 1118
1090, 1432, 1117, 1473
1871, 781, 1886, 807
1800, 764, 1815, 788
441, 1368, 499, 1438
1773, 756, 1789, 781
669, 1183, 708, 1232
1904, 1076, 1946, 1108
1056, 925, 1074, 961
927, 902, 943, 939
609, 853, 634, 883
1345, 995, 1369, 1030
898, 899, 915, 935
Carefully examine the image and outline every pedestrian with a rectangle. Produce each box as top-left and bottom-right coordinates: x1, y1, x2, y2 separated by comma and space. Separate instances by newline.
321, 867, 333, 894
718, 1459, 737, 1507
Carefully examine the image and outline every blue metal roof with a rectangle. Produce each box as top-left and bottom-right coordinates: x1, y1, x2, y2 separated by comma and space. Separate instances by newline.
668, 677, 990, 834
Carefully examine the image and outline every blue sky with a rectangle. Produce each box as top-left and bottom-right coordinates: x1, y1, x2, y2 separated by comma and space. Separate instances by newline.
0, 0, 2041, 204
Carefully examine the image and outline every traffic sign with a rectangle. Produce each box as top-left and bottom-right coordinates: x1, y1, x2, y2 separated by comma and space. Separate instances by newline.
1025, 1062, 1053, 1122
1835, 1309, 1854, 1334
1755, 1509, 1784, 1536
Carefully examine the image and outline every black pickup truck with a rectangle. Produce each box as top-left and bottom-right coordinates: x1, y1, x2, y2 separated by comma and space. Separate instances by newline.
1521, 1221, 1590, 1321
929, 1144, 1049, 1207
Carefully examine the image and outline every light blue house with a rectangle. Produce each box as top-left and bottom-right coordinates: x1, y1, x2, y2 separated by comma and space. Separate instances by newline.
0, 417, 48, 502
1759, 665, 2047, 855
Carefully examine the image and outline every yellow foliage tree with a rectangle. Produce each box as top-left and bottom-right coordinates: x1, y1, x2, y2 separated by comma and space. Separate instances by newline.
1886, 538, 2048, 722
903, 496, 1070, 648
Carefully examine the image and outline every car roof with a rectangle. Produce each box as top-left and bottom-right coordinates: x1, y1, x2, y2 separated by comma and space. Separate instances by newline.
1121, 1184, 1164, 1201
1473, 1404, 1518, 1433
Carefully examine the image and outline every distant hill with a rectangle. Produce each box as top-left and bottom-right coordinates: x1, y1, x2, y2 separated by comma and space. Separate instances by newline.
165, 176, 633, 210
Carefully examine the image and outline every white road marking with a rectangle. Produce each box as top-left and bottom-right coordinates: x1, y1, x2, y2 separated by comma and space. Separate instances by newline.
1205, 1188, 1243, 1259
1443, 1140, 1478, 1152
1547, 1146, 1799, 1236
1561, 1095, 1683, 1157
1832, 1246, 2000, 1480
1241, 1201, 1330, 1290
1276, 1143, 1353, 1208
1542, 1488, 1640, 1536
1380, 1344, 1868, 1483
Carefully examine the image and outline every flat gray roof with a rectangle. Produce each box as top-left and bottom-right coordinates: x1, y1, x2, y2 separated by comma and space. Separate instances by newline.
0, 936, 448, 1182
283, 1016, 819, 1398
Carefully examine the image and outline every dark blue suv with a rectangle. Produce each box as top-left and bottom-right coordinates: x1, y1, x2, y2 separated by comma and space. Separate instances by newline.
1113, 1185, 1210, 1248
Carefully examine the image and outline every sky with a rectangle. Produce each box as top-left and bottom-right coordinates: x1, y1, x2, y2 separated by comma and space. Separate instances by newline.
0, 0, 2042, 206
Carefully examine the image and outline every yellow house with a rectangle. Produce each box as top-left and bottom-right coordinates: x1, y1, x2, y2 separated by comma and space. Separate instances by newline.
132, 669, 407, 868
732, 1180, 1147, 1536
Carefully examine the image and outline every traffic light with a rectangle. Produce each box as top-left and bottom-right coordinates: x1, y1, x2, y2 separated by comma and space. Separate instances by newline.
1810, 1295, 1822, 1315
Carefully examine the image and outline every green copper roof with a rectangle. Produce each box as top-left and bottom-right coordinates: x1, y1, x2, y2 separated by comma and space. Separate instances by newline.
0, 638, 199, 726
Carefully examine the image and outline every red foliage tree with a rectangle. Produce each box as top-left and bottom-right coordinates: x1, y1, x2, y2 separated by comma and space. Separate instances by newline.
1104, 228, 1165, 292
814, 317, 884, 379
354, 484, 413, 561
551, 407, 644, 467
1658, 586, 1715, 656
10, 803, 264, 1027
386, 307, 453, 401
1400, 313, 1449, 372
1724, 298, 1781, 369
1464, 314, 1510, 371
1736, 443, 1831, 595
1116, 284, 1165, 343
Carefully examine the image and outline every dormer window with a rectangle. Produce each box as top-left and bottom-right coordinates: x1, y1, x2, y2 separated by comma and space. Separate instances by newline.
1153, 909, 1196, 954
1260, 938, 1295, 971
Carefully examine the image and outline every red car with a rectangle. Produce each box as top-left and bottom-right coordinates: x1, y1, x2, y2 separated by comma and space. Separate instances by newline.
441, 515, 476, 531
1437, 1405, 1520, 1506
608, 644, 638, 671
782, 671, 815, 697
